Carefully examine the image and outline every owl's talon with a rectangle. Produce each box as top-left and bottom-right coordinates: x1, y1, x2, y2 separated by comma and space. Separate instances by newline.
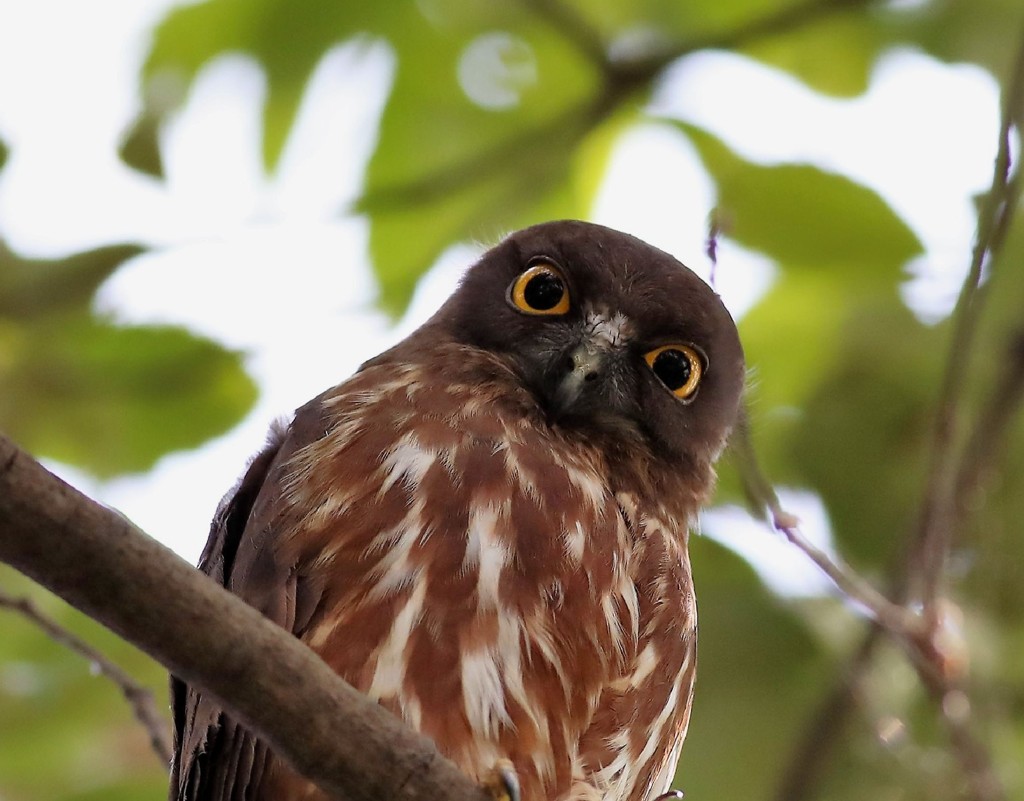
654, 791, 684, 801
482, 759, 520, 801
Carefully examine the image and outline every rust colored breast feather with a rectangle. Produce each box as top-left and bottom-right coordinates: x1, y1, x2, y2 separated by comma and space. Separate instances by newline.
269, 348, 697, 801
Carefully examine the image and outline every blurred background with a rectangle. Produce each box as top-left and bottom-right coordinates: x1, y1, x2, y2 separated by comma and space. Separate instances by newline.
0, 0, 1022, 799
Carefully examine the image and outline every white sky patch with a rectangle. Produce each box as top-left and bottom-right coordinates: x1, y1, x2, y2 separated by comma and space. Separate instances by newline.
651, 48, 1001, 322
701, 489, 839, 598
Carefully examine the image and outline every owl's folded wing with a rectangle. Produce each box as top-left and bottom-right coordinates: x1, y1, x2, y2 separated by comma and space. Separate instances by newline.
169, 399, 331, 801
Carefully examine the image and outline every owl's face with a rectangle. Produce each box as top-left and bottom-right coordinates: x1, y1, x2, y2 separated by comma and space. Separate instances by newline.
433, 220, 745, 468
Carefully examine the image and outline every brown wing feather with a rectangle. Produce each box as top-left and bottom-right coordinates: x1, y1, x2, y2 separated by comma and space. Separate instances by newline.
169, 402, 329, 801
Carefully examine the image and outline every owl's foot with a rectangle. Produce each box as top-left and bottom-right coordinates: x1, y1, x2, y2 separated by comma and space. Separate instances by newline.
481, 759, 520, 801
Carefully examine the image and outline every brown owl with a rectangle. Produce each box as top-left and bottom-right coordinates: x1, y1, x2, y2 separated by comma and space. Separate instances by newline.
170, 220, 745, 801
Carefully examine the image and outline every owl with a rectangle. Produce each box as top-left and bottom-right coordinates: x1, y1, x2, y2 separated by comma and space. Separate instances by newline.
169, 220, 745, 801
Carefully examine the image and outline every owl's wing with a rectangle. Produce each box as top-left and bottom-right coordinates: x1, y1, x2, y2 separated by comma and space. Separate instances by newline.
169, 400, 330, 801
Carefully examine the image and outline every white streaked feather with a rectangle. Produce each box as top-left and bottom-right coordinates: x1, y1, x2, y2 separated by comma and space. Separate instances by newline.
367, 580, 427, 699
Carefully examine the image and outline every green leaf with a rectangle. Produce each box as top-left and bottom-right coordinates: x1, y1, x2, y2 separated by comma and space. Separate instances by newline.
680, 124, 925, 519
713, 272, 851, 503
0, 242, 145, 319
361, 97, 633, 313
674, 122, 923, 277
791, 299, 942, 567
0, 315, 257, 477
0, 241, 259, 476
0, 137, 8, 171
118, 113, 164, 178
143, 0, 396, 171
888, 0, 1024, 84
743, 10, 885, 97
356, 2, 619, 312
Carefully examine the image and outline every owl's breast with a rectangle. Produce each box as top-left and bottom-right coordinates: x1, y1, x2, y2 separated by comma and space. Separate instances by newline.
273, 355, 648, 798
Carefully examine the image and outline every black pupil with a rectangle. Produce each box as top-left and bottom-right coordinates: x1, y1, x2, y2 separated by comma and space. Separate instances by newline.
653, 349, 692, 390
524, 271, 564, 310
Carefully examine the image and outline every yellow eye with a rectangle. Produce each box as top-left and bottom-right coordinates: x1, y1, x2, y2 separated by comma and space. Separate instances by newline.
509, 262, 570, 316
644, 344, 703, 400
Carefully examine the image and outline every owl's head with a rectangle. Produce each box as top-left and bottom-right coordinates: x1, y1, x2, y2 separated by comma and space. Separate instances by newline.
431, 220, 745, 470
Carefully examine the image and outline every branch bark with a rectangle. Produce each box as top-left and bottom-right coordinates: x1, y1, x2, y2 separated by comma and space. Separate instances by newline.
0, 432, 491, 801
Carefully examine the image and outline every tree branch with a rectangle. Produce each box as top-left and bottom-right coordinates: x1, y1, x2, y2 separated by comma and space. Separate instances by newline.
0, 586, 172, 764
910, 14, 1024, 616
953, 331, 1024, 527
757, 19, 1024, 800
0, 432, 492, 801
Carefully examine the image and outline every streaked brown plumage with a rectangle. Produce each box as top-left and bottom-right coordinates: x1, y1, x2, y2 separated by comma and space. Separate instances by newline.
170, 220, 744, 801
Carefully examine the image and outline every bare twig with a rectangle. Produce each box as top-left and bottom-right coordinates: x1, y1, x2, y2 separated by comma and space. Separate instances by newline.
954, 332, 1024, 521
758, 20, 1024, 800
0, 433, 493, 801
919, 679, 1005, 801
0, 586, 172, 764
911, 16, 1024, 617
773, 518, 925, 636
732, 415, 1005, 797
730, 410, 925, 639
705, 209, 723, 288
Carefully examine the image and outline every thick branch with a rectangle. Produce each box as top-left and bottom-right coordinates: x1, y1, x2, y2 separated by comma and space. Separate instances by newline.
0, 587, 172, 763
0, 433, 491, 801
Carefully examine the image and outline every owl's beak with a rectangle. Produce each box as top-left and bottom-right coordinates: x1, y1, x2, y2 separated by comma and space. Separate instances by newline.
550, 342, 605, 417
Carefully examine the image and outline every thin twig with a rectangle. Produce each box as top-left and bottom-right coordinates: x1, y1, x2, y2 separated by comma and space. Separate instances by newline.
911, 15, 1024, 617
759, 20, 1024, 800
954, 332, 1024, 521
918, 677, 1005, 801
730, 411, 925, 639
773, 519, 925, 635
0, 586, 172, 764
761, 336, 1024, 801
705, 209, 724, 288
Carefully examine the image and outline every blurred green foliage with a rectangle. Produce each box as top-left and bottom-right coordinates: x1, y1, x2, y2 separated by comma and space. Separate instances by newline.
0, 566, 169, 801
2, 0, 1024, 800
0, 243, 258, 477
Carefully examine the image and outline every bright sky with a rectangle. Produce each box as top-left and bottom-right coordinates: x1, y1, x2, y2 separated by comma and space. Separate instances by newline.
0, 1, 1001, 596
